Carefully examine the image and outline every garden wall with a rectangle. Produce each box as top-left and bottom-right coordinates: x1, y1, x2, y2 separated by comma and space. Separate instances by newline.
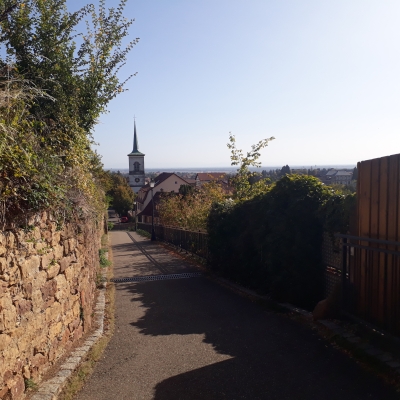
0, 212, 102, 399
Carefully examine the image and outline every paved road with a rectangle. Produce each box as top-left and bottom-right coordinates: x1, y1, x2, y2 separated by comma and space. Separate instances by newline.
76, 231, 399, 400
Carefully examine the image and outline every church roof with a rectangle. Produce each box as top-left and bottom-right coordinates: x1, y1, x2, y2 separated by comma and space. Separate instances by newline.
127, 120, 145, 156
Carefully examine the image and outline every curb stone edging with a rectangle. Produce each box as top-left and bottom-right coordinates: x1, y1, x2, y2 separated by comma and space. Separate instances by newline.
30, 267, 108, 400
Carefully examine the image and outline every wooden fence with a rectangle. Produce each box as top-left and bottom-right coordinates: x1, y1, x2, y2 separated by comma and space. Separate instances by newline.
345, 154, 400, 334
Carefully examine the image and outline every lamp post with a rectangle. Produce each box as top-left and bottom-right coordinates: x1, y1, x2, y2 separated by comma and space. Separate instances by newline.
150, 179, 156, 241
134, 198, 137, 231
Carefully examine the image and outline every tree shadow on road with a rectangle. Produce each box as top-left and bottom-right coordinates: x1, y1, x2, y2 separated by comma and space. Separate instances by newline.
119, 278, 398, 400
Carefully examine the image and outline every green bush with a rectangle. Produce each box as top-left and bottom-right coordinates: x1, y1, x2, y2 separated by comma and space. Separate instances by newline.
208, 175, 354, 309
99, 248, 111, 268
137, 229, 151, 239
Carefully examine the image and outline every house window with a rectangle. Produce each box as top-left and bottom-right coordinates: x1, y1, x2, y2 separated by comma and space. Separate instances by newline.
134, 162, 140, 172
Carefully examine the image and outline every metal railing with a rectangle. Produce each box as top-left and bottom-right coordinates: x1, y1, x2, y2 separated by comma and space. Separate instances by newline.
336, 234, 400, 336
110, 222, 135, 231
137, 222, 208, 260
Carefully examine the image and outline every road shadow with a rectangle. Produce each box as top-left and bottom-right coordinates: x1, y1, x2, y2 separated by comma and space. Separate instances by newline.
118, 277, 398, 400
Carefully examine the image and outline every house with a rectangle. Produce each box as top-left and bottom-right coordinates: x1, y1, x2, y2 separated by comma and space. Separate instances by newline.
322, 169, 353, 185
195, 172, 228, 188
136, 172, 190, 223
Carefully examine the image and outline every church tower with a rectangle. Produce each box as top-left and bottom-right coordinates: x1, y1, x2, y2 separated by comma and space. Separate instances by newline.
128, 120, 145, 193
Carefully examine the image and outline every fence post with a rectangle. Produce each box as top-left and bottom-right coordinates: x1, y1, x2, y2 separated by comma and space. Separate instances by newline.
342, 237, 348, 310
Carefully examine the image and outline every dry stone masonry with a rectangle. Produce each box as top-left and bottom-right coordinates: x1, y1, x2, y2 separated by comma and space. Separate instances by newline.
0, 212, 103, 399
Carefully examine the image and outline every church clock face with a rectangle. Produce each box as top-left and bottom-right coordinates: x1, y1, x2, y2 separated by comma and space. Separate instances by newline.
135, 178, 140, 183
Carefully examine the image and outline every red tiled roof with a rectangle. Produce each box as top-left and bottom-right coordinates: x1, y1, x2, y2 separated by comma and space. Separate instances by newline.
182, 178, 196, 186
196, 173, 227, 181
137, 192, 171, 217
154, 172, 175, 185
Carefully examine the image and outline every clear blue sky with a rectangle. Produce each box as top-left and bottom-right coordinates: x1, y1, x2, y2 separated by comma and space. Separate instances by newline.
69, 0, 400, 169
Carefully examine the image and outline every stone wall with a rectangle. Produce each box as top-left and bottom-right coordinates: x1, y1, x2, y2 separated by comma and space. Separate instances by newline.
0, 212, 103, 399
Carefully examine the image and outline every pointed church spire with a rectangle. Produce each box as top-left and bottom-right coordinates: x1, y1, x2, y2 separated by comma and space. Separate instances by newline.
127, 118, 145, 156
132, 119, 139, 152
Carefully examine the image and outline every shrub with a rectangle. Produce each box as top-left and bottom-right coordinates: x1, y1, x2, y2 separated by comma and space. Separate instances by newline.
208, 175, 353, 309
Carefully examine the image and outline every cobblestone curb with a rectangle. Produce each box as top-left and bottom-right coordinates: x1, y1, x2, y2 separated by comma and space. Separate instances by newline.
30, 268, 108, 400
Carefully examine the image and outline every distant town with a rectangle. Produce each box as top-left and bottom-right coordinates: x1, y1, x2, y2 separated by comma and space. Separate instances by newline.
111, 165, 357, 188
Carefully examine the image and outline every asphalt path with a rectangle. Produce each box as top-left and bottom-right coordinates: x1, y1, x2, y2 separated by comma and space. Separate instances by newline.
76, 231, 399, 400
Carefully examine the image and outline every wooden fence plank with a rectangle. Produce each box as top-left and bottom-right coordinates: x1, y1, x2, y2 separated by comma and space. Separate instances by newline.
369, 158, 381, 322
357, 159, 372, 317
377, 156, 389, 325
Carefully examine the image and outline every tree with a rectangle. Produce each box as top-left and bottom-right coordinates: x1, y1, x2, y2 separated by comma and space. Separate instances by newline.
0, 0, 137, 222
352, 166, 358, 180
227, 133, 275, 201
179, 184, 195, 197
280, 165, 291, 176
112, 184, 135, 217
159, 181, 226, 230
0, 0, 138, 131
105, 172, 135, 215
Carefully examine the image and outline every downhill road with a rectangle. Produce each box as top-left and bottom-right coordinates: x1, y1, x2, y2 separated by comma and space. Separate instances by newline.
76, 231, 399, 400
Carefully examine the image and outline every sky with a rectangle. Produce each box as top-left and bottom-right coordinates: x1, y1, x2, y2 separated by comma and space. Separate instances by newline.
68, 0, 400, 169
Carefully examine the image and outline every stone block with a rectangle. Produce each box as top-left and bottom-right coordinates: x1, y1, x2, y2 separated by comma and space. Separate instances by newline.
41, 253, 54, 270
0, 257, 6, 273
0, 334, 11, 351
54, 245, 64, 260
51, 231, 61, 248
23, 282, 33, 300
0, 293, 17, 332
8, 269, 21, 286
41, 279, 57, 302
45, 301, 62, 323
59, 257, 70, 273
68, 318, 80, 333
72, 325, 83, 342
20, 256, 40, 280
9, 374, 25, 400
5, 232, 15, 248
0, 384, 9, 399
54, 275, 68, 302
23, 365, 30, 379
15, 299, 33, 316
57, 369, 72, 378
64, 265, 74, 282
31, 393, 53, 400
32, 271, 47, 291
38, 382, 59, 395
48, 321, 62, 340
46, 263, 60, 280
32, 289, 44, 313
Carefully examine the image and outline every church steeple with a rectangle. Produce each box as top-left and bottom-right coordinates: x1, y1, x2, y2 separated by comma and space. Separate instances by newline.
128, 118, 145, 193
132, 120, 139, 153
128, 119, 145, 156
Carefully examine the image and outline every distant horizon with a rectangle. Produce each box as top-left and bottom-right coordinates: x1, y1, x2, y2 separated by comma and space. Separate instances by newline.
109, 164, 356, 173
